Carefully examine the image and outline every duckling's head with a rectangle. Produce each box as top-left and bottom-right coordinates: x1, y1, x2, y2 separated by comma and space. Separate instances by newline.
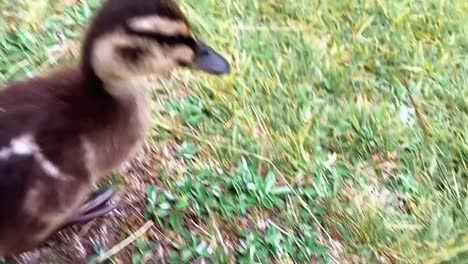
82, 0, 230, 85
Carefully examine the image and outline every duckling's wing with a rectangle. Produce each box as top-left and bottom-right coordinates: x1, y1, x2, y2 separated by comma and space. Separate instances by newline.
0, 108, 88, 253
0, 83, 53, 228
0, 129, 67, 253
0, 151, 88, 254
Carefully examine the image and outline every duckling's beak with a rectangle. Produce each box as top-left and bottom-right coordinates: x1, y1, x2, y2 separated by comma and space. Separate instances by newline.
192, 40, 230, 75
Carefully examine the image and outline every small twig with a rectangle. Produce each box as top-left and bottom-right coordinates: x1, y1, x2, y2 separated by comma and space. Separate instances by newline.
211, 218, 226, 252
190, 219, 212, 238
402, 79, 429, 137
267, 220, 290, 236
97, 221, 154, 263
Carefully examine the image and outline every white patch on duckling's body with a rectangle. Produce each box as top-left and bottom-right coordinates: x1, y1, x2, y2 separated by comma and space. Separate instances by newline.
34, 152, 61, 177
0, 134, 35, 158
0, 134, 61, 178
11, 135, 36, 155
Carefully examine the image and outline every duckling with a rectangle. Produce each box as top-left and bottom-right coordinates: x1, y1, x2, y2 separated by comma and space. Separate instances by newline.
0, 0, 229, 257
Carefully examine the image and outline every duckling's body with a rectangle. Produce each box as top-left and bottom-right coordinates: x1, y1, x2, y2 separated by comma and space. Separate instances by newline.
0, 68, 152, 255
0, 0, 229, 257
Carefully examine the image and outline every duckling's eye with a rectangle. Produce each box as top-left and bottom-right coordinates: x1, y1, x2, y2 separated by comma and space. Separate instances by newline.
117, 45, 146, 62
177, 60, 190, 67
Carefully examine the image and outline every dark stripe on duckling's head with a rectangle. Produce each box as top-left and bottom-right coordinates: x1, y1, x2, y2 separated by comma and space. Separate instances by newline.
122, 22, 198, 51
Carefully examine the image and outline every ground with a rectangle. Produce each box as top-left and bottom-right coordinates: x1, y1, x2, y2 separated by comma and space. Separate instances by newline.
1, 0, 467, 263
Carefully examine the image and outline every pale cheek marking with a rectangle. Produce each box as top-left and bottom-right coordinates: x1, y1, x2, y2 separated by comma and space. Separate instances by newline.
91, 31, 138, 82
92, 30, 193, 88
171, 46, 195, 62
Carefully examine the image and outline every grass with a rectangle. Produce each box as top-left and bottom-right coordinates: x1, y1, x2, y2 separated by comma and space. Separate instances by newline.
1, 0, 468, 263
